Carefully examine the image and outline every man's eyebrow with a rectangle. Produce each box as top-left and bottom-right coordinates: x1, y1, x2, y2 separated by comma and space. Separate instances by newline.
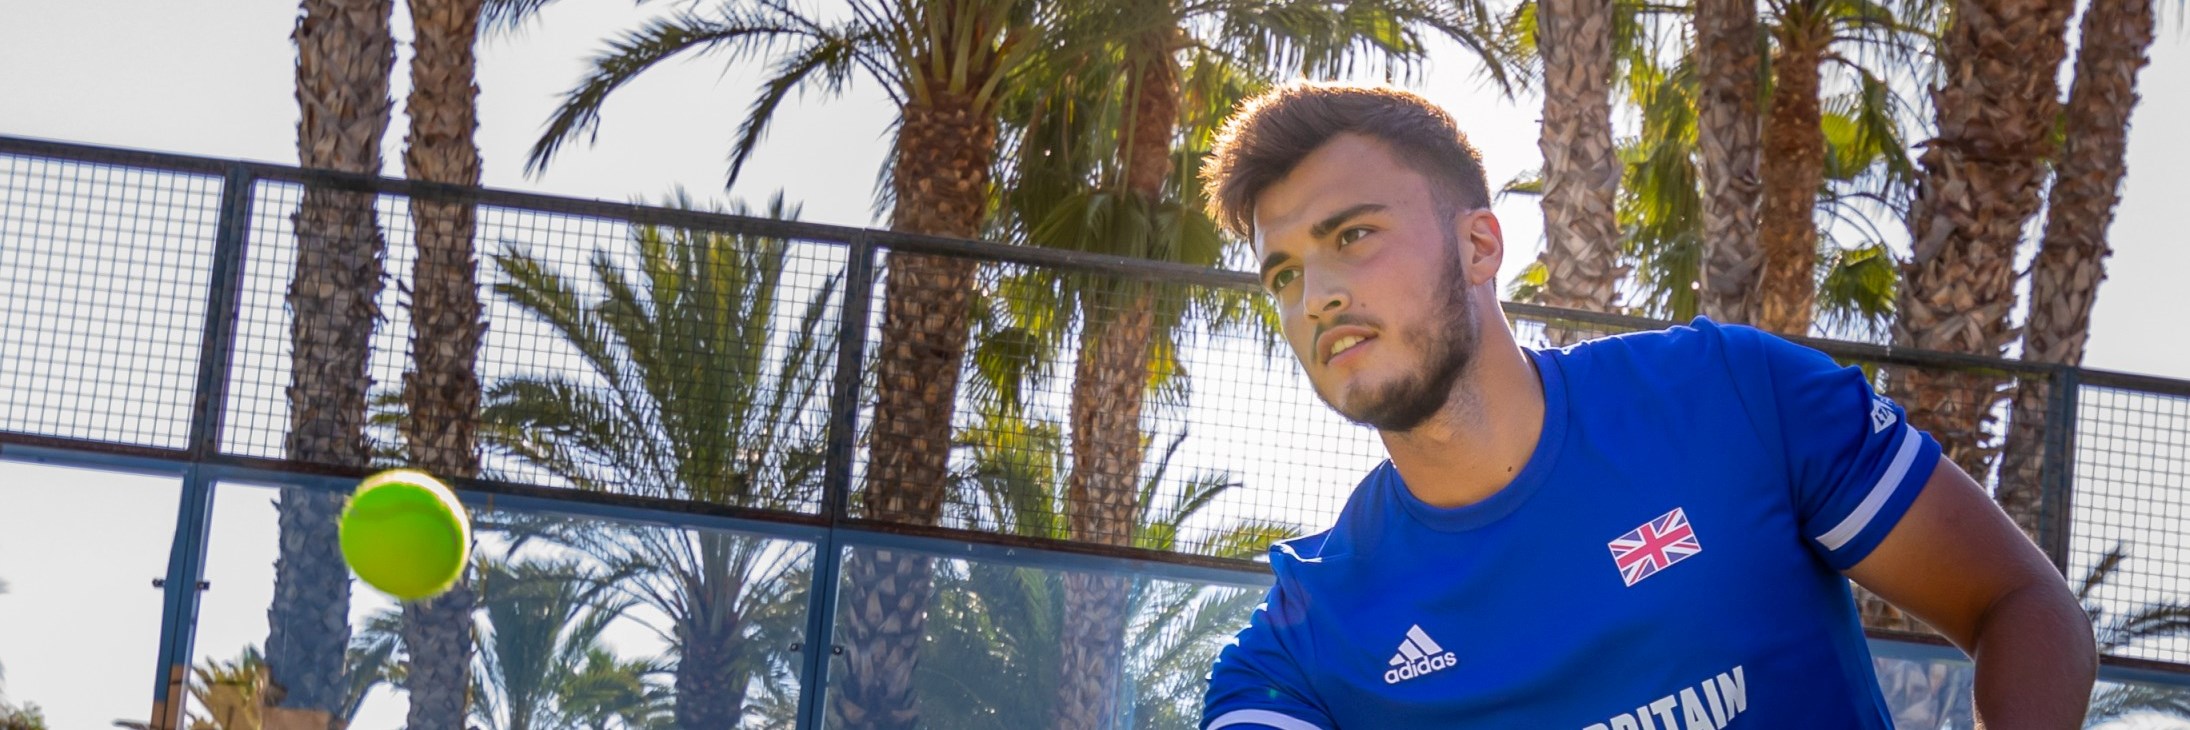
1259, 250, 1292, 283
1308, 203, 1386, 239
1260, 203, 1387, 283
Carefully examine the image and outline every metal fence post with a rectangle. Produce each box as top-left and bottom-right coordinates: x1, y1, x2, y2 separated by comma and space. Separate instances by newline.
2039, 365, 2081, 576
797, 232, 876, 730
149, 163, 254, 729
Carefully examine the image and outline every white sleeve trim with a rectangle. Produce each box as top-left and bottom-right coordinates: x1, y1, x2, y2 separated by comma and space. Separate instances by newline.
1208, 709, 1327, 730
1813, 424, 1920, 552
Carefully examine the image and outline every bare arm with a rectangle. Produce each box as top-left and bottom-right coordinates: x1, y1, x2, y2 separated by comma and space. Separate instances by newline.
1843, 461, 2097, 728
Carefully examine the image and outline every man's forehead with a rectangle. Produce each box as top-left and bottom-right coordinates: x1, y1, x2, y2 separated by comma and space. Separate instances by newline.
1251, 135, 1419, 250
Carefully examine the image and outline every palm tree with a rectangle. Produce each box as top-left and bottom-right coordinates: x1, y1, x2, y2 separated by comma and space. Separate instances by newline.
1992, 0, 2158, 541
1529, 0, 1625, 317
2077, 547, 2190, 727
523, 5, 1059, 724
469, 557, 639, 730
1750, 0, 1933, 336
1693, 0, 1764, 324
271, 0, 396, 722
159, 638, 396, 730
397, 0, 490, 722
555, 648, 676, 730
341, 611, 403, 727
0, 703, 43, 730
183, 648, 268, 730
1887, 0, 2074, 482
1506, 46, 1903, 337
917, 401, 1299, 728
480, 195, 835, 728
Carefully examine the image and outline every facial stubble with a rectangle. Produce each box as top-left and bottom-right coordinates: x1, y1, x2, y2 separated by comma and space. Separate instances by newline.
1321, 227, 1480, 433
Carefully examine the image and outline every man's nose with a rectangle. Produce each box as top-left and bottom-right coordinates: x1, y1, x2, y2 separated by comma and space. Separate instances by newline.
1303, 271, 1349, 322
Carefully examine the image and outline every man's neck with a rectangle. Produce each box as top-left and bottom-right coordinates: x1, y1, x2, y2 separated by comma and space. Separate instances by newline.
1377, 330, 1547, 510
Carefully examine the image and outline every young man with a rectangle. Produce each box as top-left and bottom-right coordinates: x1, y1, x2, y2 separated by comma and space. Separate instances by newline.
1197, 83, 2097, 729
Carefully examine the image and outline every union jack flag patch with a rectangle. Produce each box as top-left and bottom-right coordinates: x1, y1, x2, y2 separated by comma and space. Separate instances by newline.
1609, 507, 1702, 587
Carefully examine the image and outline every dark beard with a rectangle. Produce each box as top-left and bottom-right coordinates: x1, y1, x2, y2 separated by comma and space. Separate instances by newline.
1326, 237, 1479, 432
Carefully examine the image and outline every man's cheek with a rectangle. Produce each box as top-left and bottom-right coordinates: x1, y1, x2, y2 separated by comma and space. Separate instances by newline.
1289, 336, 1315, 369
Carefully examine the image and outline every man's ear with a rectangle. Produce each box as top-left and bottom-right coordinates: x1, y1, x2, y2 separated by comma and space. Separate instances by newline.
1461, 210, 1505, 287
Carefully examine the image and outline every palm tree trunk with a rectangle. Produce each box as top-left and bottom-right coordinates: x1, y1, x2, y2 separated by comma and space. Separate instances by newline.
397, 0, 486, 724
1533, 0, 1624, 322
1694, 0, 1764, 325
1752, 24, 1828, 336
1889, 0, 2073, 480
1995, 0, 2153, 541
675, 622, 752, 729
1053, 301, 1156, 730
831, 94, 997, 730
1053, 47, 1175, 730
677, 541, 752, 729
272, 0, 394, 722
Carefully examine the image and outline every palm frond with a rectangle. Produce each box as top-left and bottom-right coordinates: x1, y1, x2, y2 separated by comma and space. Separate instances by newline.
728, 26, 878, 187
1814, 241, 1898, 340
527, 8, 820, 176
478, 0, 562, 40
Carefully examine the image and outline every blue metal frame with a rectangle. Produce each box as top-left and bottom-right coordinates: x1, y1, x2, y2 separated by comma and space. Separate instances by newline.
795, 231, 876, 730
146, 162, 255, 729
150, 469, 217, 727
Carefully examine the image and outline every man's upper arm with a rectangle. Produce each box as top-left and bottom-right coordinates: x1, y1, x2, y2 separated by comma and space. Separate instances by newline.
1726, 324, 1943, 569
1843, 460, 2066, 650
1203, 586, 1333, 730
1726, 323, 2065, 648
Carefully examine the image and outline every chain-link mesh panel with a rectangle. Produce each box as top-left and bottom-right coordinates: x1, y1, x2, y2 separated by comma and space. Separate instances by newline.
848, 254, 1388, 556
0, 152, 220, 448
222, 178, 408, 466
1506, 310, 1645, 348
222, 180, 842, 512
461, 203, 845, 514
2071, 382, 2190, 665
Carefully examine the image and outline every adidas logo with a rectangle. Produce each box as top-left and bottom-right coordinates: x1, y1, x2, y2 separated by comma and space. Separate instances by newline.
1870, 395, 1898, 433
1382, 625, 1458, 685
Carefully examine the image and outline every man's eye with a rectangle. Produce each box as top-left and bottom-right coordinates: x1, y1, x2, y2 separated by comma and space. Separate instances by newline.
1338, 227, 1372, 246
1270, 268, 1300, 291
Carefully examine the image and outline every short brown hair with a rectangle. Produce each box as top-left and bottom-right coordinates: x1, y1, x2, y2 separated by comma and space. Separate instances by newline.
1203, 82, 1492, 238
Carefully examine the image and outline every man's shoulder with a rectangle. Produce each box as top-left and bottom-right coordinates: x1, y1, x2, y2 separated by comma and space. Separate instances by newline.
1536, 317, 1757, 404
1541, 316, 1745, 366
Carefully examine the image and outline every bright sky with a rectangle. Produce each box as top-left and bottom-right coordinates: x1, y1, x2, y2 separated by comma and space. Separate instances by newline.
1, 1, 2187, 729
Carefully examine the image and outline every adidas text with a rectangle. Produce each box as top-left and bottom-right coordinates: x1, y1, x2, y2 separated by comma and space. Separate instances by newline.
1383, 651, 1459, 684
1383, 625, 1456, 684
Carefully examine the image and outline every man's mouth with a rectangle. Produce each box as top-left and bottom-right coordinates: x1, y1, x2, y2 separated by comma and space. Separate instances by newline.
1327, 333, 1375, 363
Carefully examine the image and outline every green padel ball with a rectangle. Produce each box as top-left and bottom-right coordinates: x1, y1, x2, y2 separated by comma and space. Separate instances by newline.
339, 469, 470, 601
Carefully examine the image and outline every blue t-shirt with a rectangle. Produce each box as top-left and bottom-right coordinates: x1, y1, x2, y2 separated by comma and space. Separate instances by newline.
1202, 319, 1943, 729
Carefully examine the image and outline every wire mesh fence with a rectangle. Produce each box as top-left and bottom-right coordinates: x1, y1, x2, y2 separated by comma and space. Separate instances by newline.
2, 135, 2186, 689
0, 152, 219, 449
2071, 376, 2190, 665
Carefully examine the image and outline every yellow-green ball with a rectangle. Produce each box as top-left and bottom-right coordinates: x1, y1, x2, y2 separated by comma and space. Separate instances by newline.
339, 469, 470, 601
